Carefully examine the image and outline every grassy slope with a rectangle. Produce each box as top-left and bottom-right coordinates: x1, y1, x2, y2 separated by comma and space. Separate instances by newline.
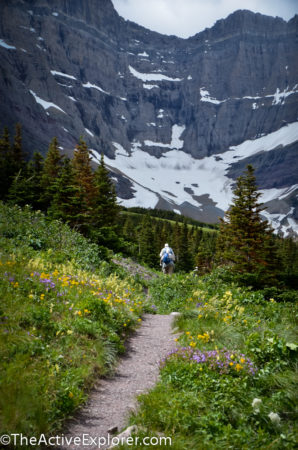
121, 210, 218, 233
0, 203, 148, 436
121, 271, 297, 449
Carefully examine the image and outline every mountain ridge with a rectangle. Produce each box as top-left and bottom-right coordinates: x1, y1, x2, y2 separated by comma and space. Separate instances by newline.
0, 0, 297, 235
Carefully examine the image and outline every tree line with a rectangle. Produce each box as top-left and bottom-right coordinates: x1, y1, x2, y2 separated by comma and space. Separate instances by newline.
0, 124, 119, 254
1, 124, 297, 288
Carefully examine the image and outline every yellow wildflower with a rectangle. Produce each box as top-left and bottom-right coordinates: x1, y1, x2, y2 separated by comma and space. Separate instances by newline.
68, 392, 74, 398
235, 364, 243, 371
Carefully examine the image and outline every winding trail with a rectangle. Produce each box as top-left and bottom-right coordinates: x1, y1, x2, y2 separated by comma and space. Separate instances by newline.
62, 313, 178, 449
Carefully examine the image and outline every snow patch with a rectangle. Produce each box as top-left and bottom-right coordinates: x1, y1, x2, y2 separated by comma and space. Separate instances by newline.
173, 209, 181, 215
83, 81, 110, 95
85, 128, 94, 137
29, 90, 66, 114
104, 122, 298, 234
52, 12, 59, 17
129, 65, 182, 82
144, 125, 185, 150
200, 88, 224, 105
138, 51, 149, 57
0, 39, 16, 50
51, 70, 77, 80
68, 96, 77, 102
187, 75, 193, 80
272, 86, 298, 105
143, 84, 159, 90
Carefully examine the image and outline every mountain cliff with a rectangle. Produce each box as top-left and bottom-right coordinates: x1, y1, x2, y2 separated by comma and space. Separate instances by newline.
0, 0, 297, 235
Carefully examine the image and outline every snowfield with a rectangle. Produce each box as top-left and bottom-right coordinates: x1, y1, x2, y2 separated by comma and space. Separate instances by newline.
94, 122, 298, 235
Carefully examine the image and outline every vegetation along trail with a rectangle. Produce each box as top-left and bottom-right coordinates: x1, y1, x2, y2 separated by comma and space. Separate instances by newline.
62, 313, 179, 449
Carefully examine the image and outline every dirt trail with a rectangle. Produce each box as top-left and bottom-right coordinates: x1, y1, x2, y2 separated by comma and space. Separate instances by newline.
62, 313, 178, 450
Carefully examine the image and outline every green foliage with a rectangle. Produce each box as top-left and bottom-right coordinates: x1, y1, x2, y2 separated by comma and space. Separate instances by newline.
148, 273, 198, 313
0, 202, 104, 269
127, 268, 297, 449
0, 204, 146, 437
216, 165, 279, 287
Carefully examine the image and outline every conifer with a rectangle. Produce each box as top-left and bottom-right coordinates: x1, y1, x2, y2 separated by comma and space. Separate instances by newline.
216, 164, 277, 285
0, 127, 11, 199
139, 213, 157, 267
48, 158, 87, 227
93, 153, 119, 228
40, 137, 63, 209
72, 137, 97, 208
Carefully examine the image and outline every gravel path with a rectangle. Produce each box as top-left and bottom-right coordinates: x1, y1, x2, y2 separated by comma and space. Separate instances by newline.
61, 314, 178, 449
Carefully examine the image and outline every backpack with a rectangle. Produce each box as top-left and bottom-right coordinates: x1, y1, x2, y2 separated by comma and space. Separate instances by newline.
162, 251, 172, 265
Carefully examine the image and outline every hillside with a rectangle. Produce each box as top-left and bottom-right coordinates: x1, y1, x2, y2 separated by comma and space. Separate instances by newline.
0, 0, 297, 234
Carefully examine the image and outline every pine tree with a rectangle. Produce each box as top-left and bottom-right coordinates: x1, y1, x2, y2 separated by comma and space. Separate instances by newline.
93, 153, 119, 228
216, 164, 278, 285
176, 222, 193, 272
72, 137, 97, 206
40, 137, 64, 209
139, 213, 157, 267
7, 153, 43, 208
11, 123, 25, 173
0, 127, 11, 199
48, 157, 87, 227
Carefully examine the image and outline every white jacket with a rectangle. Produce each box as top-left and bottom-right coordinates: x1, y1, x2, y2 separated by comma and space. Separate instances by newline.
160, 246, 175, 261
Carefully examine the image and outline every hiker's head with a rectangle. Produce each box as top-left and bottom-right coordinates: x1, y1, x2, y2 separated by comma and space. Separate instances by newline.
165, 243, 169, 248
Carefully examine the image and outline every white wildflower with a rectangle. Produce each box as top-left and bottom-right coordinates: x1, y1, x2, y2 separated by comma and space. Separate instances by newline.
252, 398, 262, 412
268, 412, 281, 425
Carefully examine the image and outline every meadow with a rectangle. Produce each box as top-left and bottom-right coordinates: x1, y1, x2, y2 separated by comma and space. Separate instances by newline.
0, 203, 147, 437
123, 272, 297, 449
0, 202, 297, 449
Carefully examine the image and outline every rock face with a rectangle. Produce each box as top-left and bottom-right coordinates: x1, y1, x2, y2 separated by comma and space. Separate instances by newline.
0, 0, 297, 235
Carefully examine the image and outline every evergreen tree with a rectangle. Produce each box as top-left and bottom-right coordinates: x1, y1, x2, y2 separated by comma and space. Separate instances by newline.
139, 213, 157, 267
216, 164, 278, 285
176, 222, 193, 272
40, 137, 64, 209
93, 153, 119, 228
8, 153, 43, 208
48, 158, 87, 227
0, 127, 11, 199
72, 137, 97, 207
11, 123, 25, 173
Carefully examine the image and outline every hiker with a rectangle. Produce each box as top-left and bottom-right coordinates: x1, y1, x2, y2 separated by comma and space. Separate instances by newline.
160, 243, 175, 274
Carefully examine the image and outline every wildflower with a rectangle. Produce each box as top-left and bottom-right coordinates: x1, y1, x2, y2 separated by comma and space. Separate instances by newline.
252, 398, 262, 413
240, 357, 245, 364
77, 311, 82, 316
29, 294, 34, 299
269, 298, 275, 303
235, 364, 243, 371
68, 392, 74, 398
268, 412, 281, 425
67, 330, 73, 335
40, 294, 45, 300
229, 362, 234, 366
190, 341, 196, 347
123, 323, 127, 327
